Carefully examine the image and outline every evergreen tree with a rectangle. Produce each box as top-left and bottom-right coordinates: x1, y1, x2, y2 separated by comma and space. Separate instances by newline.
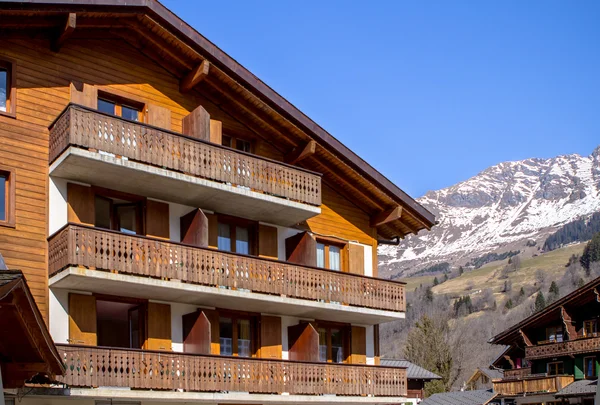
534, 292, 546, 312
504, 299, 513, 310
549, 281, 559, 296
433, 277, 439, 286
580, 232, 600, 275
459, 266, 464, 276
425, 286, 434, 302
444, 274, 449, 282
519, 287, 525, 296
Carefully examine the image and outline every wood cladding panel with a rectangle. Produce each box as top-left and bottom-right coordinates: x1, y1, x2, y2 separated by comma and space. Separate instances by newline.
180, 209, 208, 247
348, 243, 365, 275
182, 310, 211, 355
288, 323, 319, 362
260, 315, 282, 359
350, 326, 367, 364
67, 182, 95, 224
305, 184, 376, 245
145, 199, 169, 239
258, 224, 278, 259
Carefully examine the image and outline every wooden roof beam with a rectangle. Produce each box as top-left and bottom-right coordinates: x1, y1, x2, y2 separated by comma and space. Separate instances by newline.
371, 206, 403, 228
180, 59, 210, 93
51, 13, 76, 52
285, 140, 316, 165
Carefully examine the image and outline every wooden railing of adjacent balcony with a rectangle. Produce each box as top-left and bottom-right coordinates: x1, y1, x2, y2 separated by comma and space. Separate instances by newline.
48, 223, 406, 313
503, 367, 532, 380
49, 104, 321, 206
57, 345, 407, 397
526, 335, 600, 360
493, 374, 574, 396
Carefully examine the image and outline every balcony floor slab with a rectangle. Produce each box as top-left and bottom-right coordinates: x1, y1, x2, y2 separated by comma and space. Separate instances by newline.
50, 147, 320, 227
50, 267, 405, 324
19, 388, 410, 404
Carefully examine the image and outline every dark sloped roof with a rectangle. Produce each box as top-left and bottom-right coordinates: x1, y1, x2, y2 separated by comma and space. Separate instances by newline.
421, 389, 497, 405
381, 359, 441, 380
555, 379, 597, 397
479, 368, 504, 380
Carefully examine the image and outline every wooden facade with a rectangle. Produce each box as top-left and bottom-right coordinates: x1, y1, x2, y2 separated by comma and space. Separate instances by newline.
489, 277, 600, 402
0, 0, 436, 400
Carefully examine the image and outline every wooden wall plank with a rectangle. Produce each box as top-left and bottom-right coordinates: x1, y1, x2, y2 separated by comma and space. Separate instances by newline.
68, 293, 97, 346
145, 302, 171, 351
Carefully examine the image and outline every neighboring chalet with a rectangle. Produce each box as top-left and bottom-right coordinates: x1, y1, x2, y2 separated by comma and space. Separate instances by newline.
466, 367, 505, 391
381, 359, 442, 403
489, 276, 600, 405
0, 1, 436, 405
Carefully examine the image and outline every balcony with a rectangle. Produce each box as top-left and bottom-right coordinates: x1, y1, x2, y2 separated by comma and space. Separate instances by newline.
526, 335, 600, 360
48, 104, 321, 227
48, 224, 406, 324
493, 374, 574, 396
503, 367, 532, 380
57, 344, 407, 397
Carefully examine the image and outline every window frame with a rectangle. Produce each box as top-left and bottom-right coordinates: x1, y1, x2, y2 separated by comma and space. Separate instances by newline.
584, 356, 596, 379
0, 166, 16, 228
547, 361, 564, 376
91, 186, 145, 235
216, 214, 257, 255
0, 57, 16, 118
583, 320, 597, 337
316, 321, 350, 364
315, 237, 347, 272
97, 90, 145, 122
221, 133, 253, 154
218, 310, 258, 358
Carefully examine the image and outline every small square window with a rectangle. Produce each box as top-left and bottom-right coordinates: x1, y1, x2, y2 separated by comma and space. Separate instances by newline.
0, 167, 15, 228
97, 92, 143, 122
0, 57, 16, 117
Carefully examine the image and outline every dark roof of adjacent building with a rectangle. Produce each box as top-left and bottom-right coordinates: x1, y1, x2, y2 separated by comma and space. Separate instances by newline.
490, 275, 600, 345
381, 359, 441, 380
0, 266, 64, 388
0, 0, 436, 240
478, 367, 504, 380
555, 379, 597, 398
420, 389, 497, 405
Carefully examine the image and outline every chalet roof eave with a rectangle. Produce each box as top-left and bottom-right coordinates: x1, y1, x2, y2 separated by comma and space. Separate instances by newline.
490, 275, 600, 345
0, 0, 436, 231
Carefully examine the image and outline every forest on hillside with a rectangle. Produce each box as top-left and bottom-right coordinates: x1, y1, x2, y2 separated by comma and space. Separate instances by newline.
381, 233, 600, 396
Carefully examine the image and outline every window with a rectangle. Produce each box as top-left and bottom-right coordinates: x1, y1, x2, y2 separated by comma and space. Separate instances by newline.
316, 240, 345, 271
216, 215, 256, 255
317, 323, 348, 363
97, 93, 143, 121
222, 134, 252, 153
546, 326, 563, 343
584, 356, 596, 379
0, 167, 15, 227
584, 320, 597, 337
96, 297, 146, 349
93, 191, 143, 235
0, 58, 16, 117
547, 361, 564, 376
219, 314, 255, 357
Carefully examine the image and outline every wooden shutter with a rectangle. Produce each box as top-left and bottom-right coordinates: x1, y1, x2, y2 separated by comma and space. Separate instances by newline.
288, 323, 319, 362
180, 209, 208, 247
145, 302, 171, 351
206, 213, 218, 249
182, 310, 211, 354
182, 105, 210, 141
69, 293, 97, 346
210, 119, 222, 144
147, 104, 171, 130
70, 81, 97, 108
350, 326, 367, 364
67, 182, 94, 225
260, 315, 282, 359
203, 309, 220, 354
348, 244, 365, 275
285, 232, 317, 267
146, 200, 170, 239
258, 224, 278, 259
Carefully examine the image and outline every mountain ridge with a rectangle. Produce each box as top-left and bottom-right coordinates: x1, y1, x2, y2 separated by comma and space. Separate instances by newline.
380, 145, 600, 279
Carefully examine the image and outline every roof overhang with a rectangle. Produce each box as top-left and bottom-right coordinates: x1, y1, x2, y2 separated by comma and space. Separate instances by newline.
0, 270, 65, 388
0, 0, 435, 239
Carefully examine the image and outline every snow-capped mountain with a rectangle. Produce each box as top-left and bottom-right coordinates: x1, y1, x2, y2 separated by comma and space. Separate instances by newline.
379, 146, 600, 279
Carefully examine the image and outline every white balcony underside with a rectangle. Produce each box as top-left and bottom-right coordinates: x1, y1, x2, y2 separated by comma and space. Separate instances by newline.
50, 267, 405, 325
18, 388, 410, 404
50, 147, 320, 227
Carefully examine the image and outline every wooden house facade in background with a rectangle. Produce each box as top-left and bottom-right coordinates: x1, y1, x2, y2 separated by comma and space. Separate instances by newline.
0, 1, 436, 404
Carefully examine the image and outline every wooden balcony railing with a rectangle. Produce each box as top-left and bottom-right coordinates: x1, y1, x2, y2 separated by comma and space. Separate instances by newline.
56, 344, 407, 397
526, 335, 600, 360
503, 367, 531, 380
493, 374, 574, 396
49, 104, 321, 206
48, 224, 406, 313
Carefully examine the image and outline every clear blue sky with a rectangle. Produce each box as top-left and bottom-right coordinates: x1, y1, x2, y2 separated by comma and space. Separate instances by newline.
162, 0, 600, 198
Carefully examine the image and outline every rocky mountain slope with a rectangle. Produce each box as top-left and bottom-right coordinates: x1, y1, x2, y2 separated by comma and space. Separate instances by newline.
379, 146, 600, 279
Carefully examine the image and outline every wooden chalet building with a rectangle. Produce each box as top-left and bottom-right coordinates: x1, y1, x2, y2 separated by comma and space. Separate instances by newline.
489, 276, 600, 405
0, 1, 436, 404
